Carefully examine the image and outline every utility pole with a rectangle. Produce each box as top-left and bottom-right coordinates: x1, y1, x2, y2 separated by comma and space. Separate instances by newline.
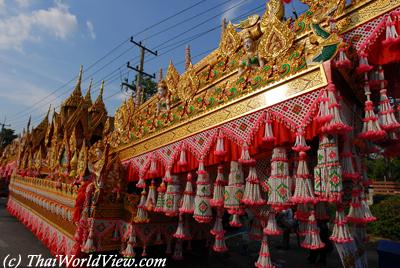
126, 37, 157, 106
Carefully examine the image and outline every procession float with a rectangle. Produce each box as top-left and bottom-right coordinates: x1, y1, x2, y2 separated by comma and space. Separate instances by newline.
1, 0, 400, 267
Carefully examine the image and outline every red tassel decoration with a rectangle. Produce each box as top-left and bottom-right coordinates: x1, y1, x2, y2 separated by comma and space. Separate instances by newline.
178, 147, 188, 167
164, 165, 173, 183
174, 214, 187, 239
382, 15, 400, 45
263, 211, 282, 236
145, 180, 157, 211
255, 234, 274, 268
224, 161, 245, 215
211, 208, 225, 237
356, 52, 373, 74
291, 152, 316, 204
142, 246, 147, 257
213, 235, 228, 252
134, 190, 149, 223
82, 225, 96, 253
123, 228, 136, 257
239, 142, 255, 165
194, 161, 213, 223
172, 240, 183, 260
267, 147, 291, 211
154, 181, 166, 213
211, 166, 226, 207
315, 88, 333, 124
149, 155, 157, 176
249, 218, 263, 241
330, 206, 353, 243
164, 175, 181, 217
322, 83, 352, 134
179, 173, 195, 214
214, 130, 226, 157
136, 176, 146, 189
292, 131, 310, 152
229, 214, 243, 227
301, 211, 325, 250
378, 67, 400, 131
242, 164, 266, 206
341, 139, 360, 182
346, 185, 376, 223
335, 46, 351, 69
359, 77, 386, 140
262, 112, 275, 144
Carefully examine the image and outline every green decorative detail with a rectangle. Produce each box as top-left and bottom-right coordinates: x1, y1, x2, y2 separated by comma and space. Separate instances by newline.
280, 64, 291, 77
312, 23, 330, 39
189, 105, 195, 112
208, 97, 215, 108
177, 105, 184, 111
312, 44, 338, 63
296, 21, 305, 34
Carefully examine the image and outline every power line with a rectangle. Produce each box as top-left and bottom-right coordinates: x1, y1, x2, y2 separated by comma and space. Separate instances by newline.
12, 2, 264, 130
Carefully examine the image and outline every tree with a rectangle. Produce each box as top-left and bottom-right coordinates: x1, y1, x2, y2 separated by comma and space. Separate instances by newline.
141, 76, 157, 102
0, 128, 17, 149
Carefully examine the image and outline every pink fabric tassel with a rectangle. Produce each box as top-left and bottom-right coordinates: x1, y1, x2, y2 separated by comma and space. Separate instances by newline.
335, 47, 351, 69
346, 185, 376, 224
291, 152, 316, 204
194, 161, 213, 223
145, 180, 157, 211
211, 209, 225, 237
123, 229, 136, 257
164, 166, 173, 183
149, 156, 157, 176
356, 52, 373, 74
359, 79, 387, 140
263, 211, 282, 235
239, 142, 255, 165
249, 218, 263, 241
154, 181, 166, 213
214, 130, 226, 156
378, 90, 400, 131
172, 240, 183, 260
211, 166, 226, 207
262, 112, 275, 144
330, 206, 353, 243
382, 15, 400, 45
229, 214, 242, 227
134, 190, 149, 223
255, 234, 274, 268
315, 89, 333, 124
341, 140, 360, 181
292, 131, 310, 152
179, 173, 195, 214
242, 164, 266, 206
136, 177, 146, 189
174, 214, 187, 239
178, 148, 188, 167
213, 235, 228, 252
301, 211, 325, 250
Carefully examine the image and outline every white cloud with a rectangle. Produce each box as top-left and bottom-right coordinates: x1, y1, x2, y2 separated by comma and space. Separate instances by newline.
0, 0, 5, 14
0, 1, 77, 50
86, 20, 96, 39
15, 0, 32, 8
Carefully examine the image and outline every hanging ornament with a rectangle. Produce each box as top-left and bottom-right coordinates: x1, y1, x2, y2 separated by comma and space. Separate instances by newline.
314, 134, 343, 203
212, 234, 228, 252
262, 112, 275, 144
214, 130, 226, 157
249, 217, 263, 241
164, 175, 181, 217
291, 151, 316, 204
267, 147, 292, 211
315, 88, 333, 124
178, 147, 188, 167
255, 234, 274, 268
292, 131, 310, 152
335, 45, 351, 69
172, 240, 183, 260
164, 165, 173, 183
330, 206, 353, 243
81, 221, 96, 253
193, 161, 213, 223
242, 163, 266, 206
174, 213, 187, 239
341, 139, 360, 182
356, 52, 373, 74
382, 15, 400, 45
136, 176, 146, 189
134, 190, 150, 223
122, 228, 136, 257
239, 142, 255, 165
224, 161, 245, 216
149, 155, 158, 176
211, 208, 225, 237
229, 213, 243, 227
347, 185, 376, 224
377, 66, 400, 131
211, 166, 227, 207
263, 211, 282, 236
321, 83, 352, 134
301, 211, 325, 250
179, 173, 195, 214
154, 181, 167, 213
145, 180, 157, 211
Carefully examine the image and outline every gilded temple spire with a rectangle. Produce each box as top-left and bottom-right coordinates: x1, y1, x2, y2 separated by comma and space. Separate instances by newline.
64, 65, 84, 107
85, 78, 93, 106
185, 45, 191, 71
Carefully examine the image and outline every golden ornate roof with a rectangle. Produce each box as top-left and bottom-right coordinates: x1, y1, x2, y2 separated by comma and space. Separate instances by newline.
85, 78, 93, 106
63, 65, 83, 107
89, 80, 106, 113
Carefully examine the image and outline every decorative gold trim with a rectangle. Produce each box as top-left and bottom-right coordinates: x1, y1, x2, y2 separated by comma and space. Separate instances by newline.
117, 64, 327, 160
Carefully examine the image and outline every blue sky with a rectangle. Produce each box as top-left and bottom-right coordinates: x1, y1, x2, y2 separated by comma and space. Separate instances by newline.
0, 0, 308, 133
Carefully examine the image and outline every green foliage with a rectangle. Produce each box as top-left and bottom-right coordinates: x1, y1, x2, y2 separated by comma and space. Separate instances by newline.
0, 128, 17, 149
365, 156, 400, 181
369, 195, 400, 241
141, 76, 157, 101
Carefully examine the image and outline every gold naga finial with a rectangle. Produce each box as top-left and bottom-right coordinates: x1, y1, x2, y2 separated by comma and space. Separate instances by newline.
99, 80, 104, 100
85, 78, 93, 105
46, 105, 51, 119
73, 64, 83, 96
185, 45, 191, 71
221, 17, 227, 32
27, 115, 31, 134
158, 67, 163, 83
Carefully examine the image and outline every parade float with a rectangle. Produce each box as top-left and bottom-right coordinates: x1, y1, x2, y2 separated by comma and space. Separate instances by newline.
1, 0, 400, 266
